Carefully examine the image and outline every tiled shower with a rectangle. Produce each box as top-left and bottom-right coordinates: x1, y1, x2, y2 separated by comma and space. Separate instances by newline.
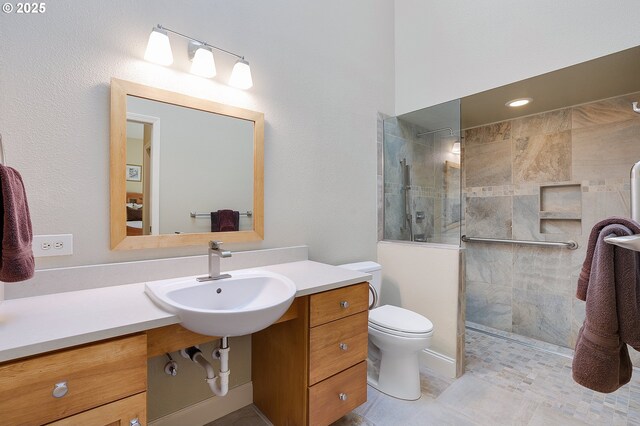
464, 92, 640, 351
379, 91, 640, 358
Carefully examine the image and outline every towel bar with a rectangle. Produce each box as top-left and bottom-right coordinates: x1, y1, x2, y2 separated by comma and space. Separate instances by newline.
461, 235, 578, 250
190, 211, 252, 218
604, 234, 640, 252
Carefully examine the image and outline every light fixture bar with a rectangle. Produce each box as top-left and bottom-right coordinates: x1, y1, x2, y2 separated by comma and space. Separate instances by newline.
157, 24, 245, 60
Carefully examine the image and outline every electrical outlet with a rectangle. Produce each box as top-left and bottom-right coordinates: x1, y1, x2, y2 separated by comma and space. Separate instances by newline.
33, 234, 73, 257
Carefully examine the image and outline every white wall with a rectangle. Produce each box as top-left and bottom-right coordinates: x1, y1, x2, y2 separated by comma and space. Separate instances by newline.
0, 0, 394, 268
395, 0, 640, 114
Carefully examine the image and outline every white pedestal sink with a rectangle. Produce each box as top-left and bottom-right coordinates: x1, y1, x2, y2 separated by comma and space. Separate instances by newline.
144, 270, 297, 337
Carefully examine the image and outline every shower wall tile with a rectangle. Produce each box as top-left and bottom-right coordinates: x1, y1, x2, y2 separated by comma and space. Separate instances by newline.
513, 130, 572, 184
383, 133, 406, 185
511, 108, 571, 138
581, 186, 630, 235
572, 92, 640, 129
572, 118, 640, 181
466, 280, 512, 331
384, 193, 407, 241
464, 127, 486, 145
485, 122, 511, 142
411, 141, 436, 188
465, 196, 512, 239
412, 196, 435, 240
512, 195, 540, 240
465, 140, 512, 187
512, 289, 572, 347
465, 243, 513, 287
512, 246, 574, 296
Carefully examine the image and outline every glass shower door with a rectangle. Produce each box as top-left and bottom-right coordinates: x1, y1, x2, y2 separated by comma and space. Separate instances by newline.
382, 99, 461, 245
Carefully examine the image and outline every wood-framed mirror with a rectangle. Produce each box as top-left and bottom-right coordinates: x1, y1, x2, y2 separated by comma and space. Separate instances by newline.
110, 78, 264, 250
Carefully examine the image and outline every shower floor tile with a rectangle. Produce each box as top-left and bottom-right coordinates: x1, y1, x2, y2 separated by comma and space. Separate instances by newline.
208, 328, 640, 425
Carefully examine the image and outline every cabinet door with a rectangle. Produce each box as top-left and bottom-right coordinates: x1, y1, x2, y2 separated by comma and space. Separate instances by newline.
47, 392, 146, 426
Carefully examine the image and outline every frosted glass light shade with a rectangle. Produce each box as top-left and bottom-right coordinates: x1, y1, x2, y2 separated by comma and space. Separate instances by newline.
229, 59, 253, 89
452, 142, 461, 154
144, 28, 173, 66
190, 47, 216, 78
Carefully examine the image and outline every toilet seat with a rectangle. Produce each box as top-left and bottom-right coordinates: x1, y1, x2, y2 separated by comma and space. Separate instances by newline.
369, 305, 433, 337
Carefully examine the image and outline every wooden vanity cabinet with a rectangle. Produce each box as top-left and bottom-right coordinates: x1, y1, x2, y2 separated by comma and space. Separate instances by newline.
252, 282, 369, 426
0, 334, 147, 426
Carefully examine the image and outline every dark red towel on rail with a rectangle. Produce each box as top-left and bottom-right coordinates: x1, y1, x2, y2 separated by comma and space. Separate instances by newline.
573, 217, 640, 393
0, 165, 34, 282
210, 210, 239, 232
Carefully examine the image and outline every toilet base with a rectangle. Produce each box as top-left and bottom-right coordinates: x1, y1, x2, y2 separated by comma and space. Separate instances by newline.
366, 349, 422, 400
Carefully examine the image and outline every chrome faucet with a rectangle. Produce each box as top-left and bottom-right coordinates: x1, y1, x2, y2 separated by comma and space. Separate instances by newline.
197, 241, 232, 282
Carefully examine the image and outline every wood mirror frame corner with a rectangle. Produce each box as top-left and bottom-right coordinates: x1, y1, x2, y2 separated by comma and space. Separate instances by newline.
110, 78, 264, 250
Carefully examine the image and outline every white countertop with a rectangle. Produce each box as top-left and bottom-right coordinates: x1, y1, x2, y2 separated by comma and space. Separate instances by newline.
0, 260, 370, 363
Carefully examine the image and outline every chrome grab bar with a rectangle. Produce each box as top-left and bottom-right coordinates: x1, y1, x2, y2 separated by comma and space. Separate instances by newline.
461, 235, 578, 250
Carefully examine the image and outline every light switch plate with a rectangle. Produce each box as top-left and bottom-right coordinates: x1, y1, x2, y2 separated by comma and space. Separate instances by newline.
33, 234, 73, 257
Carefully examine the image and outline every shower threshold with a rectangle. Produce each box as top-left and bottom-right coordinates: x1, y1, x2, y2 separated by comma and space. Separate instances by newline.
466, 322, 574, 360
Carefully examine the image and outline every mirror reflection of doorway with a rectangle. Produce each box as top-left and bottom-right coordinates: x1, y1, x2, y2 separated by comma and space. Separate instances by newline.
126, 114, 160, 236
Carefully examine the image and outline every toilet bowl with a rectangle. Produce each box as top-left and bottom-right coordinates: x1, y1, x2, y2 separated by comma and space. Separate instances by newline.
338, 262, 434, 401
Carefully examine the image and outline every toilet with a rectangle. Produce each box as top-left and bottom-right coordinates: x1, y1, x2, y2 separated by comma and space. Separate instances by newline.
338, 261, 433, 401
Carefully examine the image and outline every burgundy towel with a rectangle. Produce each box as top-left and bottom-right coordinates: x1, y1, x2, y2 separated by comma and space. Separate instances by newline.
573, 217, 640, 393
0, 165, 34, 282
210, 210, 240, 232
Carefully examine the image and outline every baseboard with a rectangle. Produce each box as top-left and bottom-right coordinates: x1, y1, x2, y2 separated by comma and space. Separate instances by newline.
420, 348, 456, 379
149, 382, 253, 426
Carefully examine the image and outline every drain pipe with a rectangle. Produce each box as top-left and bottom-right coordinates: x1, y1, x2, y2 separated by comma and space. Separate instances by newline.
181, 337, 230, 397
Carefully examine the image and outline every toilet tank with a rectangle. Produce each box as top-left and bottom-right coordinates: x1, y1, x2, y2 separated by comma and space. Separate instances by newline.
337, 261, 382, 309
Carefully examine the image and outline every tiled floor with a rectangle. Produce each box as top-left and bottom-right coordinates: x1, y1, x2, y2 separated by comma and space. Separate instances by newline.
208, 327, 640, 425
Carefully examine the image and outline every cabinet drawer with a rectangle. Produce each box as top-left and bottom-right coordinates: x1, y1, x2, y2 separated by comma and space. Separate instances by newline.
308, 361, 367, 426
47, 392, 146, 426
309, 282, 368, 327
0, 334, 147, 426
309, 311, 368, 384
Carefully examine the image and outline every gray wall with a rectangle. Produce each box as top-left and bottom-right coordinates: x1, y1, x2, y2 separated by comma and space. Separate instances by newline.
464, 92, 640, 348
0, 0, 394, 268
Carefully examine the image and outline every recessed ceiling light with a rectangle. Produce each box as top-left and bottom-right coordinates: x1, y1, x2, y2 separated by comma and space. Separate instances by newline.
506, 98, 532, 107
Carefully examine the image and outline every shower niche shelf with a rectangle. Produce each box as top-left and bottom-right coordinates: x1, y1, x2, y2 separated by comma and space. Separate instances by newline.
538, 183, 582, 234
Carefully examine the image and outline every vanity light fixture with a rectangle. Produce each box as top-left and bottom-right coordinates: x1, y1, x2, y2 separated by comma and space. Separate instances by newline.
144, 27, 173, 66
229, 59, 253, 90
189, 42, 216, 78
506, 97, 532, 107
451, 142, 461, 155
144, 24, 253, 89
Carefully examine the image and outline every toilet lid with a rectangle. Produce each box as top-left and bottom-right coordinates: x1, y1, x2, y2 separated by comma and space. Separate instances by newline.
369, 305, 433, 334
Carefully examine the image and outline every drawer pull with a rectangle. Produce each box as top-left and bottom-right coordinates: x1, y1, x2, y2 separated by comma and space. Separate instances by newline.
339, 342, 349, 351
340, 300, 350, 309
339, 392, 348, 401
52, 381, 68, 398
130, 418, 142, 426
